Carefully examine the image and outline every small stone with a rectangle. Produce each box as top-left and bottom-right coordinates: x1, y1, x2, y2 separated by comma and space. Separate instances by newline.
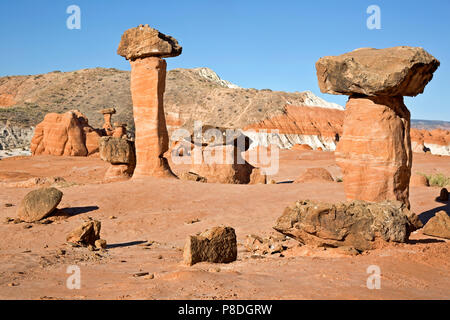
8, 283, 18, 287
133, 272, 149, 278
88, 245, 96, 251
4, 217, 14, 224
17, 187, 63, 223
143, 273, 155, 280
4, 203, 14, 207
157, 255, 163, 260
95, 239, 107, 249
23, 224, 33, 229
109, 216, 117, 220
186, 218, 200, 225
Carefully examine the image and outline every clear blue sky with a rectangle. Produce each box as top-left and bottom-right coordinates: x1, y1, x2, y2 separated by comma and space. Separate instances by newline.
1, 0, 449, 121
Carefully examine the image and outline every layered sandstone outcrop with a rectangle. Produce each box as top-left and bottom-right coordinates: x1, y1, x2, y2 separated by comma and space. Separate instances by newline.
118, 25, 181, 178
274, 200, 421, 251
30, 110, 101, 156
316, 46, 440, 207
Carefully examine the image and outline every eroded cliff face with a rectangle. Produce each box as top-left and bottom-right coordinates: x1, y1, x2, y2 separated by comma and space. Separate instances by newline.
242, 105, 450, 156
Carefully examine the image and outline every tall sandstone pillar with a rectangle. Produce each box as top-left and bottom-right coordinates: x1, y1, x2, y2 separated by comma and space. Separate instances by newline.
117, 25, 182, 177
316, 46, 440, 208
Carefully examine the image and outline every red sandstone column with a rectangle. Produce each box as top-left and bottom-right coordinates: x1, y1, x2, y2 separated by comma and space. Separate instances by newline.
130, 57, 174, 177
335, 96, 412, 207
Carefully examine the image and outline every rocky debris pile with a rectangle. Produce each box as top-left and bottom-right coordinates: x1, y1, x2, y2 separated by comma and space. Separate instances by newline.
317, 46, 440, 208
17, 187, 63, 223
183, 226, 237, 266
179, 172, 207, 183
2, 176, 68, 188
99, 136, 136, 182
273, 200, 422, 251
118, 25, 181, 178
244, 234, 292, 256
30, 110, 102, 156
294, 167, 334, 183
66, 219, 106, 249
423, 211, 450, 239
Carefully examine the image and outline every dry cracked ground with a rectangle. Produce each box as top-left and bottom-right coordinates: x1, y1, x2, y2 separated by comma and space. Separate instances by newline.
0, 150, 449, 300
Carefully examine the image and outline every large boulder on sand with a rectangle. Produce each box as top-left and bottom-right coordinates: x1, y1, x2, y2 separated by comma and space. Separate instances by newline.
17, 187, 63, 222
316, 46, 440, 97
423, 211, 450, 239
183, 226, 237, 266
30, 110, 101, 156
273, 200, 421, 251
190, 144, 264, 184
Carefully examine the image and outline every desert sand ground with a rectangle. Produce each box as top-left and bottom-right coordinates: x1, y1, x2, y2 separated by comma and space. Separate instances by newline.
0, 150, 448, 300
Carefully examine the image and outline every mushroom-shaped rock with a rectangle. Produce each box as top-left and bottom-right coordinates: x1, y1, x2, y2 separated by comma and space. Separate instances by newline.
117, 25, 181, 178
316, 46, 440, 208
316, 46, 440, 97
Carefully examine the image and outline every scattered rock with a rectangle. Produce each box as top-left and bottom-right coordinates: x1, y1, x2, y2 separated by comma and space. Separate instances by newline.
95, 239, 107, 249
410, 174, 429, 187
438, 188, 449, 201
183, 226, 237, 266
17, 187, 63, 223
4, 203, 14, 207
133, 272, 149, 278
66, 220, 101, 247
143, 273, 155, 280
245, 234, 290, 255
186, 218, 200, 225
179, 172, 207, 183
423, 211, 450, 239
294, 167, 334, 183
273, 200, 420, 251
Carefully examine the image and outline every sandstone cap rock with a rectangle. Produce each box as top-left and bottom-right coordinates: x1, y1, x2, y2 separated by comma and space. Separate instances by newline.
117, 25, 182, 60
316, 46, 440, 97
100, 108, 116, 115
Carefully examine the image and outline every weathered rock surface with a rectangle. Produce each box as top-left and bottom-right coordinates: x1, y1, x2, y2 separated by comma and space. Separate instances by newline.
316, 46, 440, 97
190, 144, 261, 184
335, 96, 412, 207
99, 136, 135, 165
273, 200, 420, 251
423, 211, 450, 239
295, 167, 334, 183
66, 220, 102, 247
183, 226, 237, 265
30, 110, 101, 156
99, 136, 136, 181
117, 25, 182, 60
17, 187, 63, 222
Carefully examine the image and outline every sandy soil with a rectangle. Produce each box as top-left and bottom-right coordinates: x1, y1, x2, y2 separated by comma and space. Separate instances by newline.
0, 150, 448, 300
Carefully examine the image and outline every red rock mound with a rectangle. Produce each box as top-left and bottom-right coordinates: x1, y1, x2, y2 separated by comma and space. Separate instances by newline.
295, 167, 334, 183
30, 110, 101, 156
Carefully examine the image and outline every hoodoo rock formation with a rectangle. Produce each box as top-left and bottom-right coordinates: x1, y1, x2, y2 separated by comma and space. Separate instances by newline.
30, 110, 101, 156
316, 47, 440, 207
99, 136, 136, 181
118, 25, 182, 178
100, 108, 116, 136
